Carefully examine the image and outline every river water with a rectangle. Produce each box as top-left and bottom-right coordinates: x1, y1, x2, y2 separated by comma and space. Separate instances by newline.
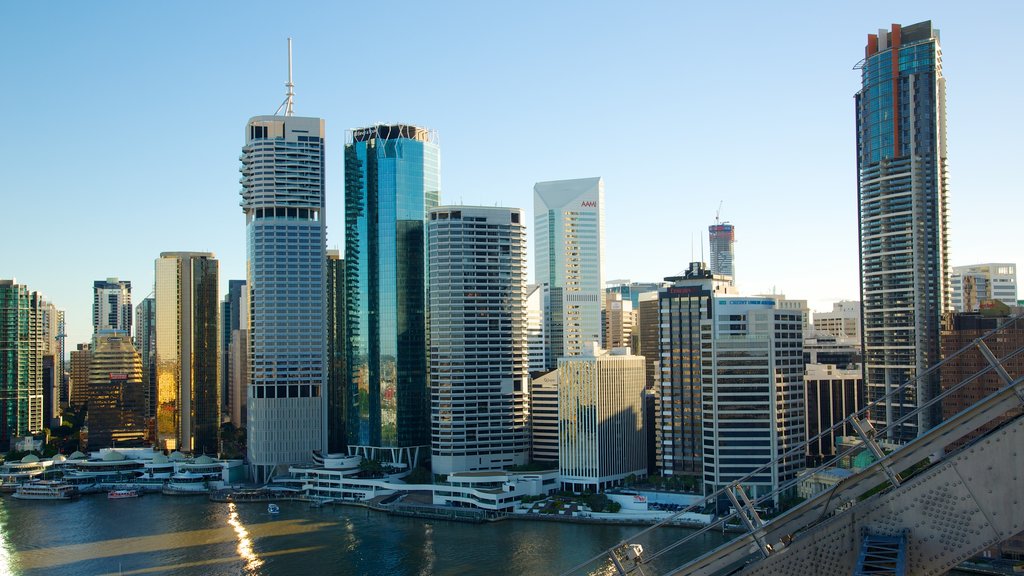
0, 495, 728, 575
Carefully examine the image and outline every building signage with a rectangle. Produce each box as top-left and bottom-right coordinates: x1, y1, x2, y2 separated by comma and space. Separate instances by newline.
109, 373, 127, 380
718, 299, 775, 307
580, 200, 597, 208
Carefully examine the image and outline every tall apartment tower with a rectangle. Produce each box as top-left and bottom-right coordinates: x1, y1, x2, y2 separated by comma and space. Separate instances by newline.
241, 73, 327, 481
134, 297, 156, 425
344, 124, 439, 458
154, 252, 220, 455
657, 262, 736, 479
39, 301, 63, 427
534, 177, 605, 359
326, 250, 347, 454
87, 332, 146, 448
93, 278, 132, 334
950, 263, 1017, 312
701, 297, 805, 501
428, 206, 530, 474
856, 21, 949, 440
0, 280, 44, 450
708, 224, 735, 284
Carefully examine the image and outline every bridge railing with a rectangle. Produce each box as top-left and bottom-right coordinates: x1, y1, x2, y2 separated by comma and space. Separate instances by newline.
560, 313, 1024, 576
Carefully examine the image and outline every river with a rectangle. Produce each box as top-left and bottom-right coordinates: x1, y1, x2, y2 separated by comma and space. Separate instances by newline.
0, 495, 728, 575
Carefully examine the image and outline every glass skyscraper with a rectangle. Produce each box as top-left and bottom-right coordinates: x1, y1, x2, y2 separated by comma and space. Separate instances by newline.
154, 252, 220, 455
855, 21, 948, 440
241, 114, 327, 482
344, 124, 439, 457
0, 279, 44, 450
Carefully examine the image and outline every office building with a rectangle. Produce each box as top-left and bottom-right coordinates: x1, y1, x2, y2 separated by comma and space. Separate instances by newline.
941, 312, 1024, 448
813, 300, 861, 342
155, 252, 220, 455
804, 363, 864, 466
428, 206, 529, 474
0, 280, 44, 450
93, 278, 132, 334
558, 345, 646, 492
69, 343, 91, 408
534, 177, 605, 359
950, 263, 1017, 312
220, 280, 246, 423
856, 21, 949, 440
344, 124, 439, 460
241, 103, 327, 482
39, 301, 63, 427
86, 332, 146, 448
134, 297, 156, 425
757, 294, 810, 339
326, 250, 346, 453
658, 262, 736, 478
708, 223, 735, 284
635, 291, 660, 391
227, 299, 249, 432
606, 280, 665, 310
525, 284, 547, 373
529, 370, 559, 465
804, 330, 862, 368
701, 297, 804, 501
603, 291, 635, 350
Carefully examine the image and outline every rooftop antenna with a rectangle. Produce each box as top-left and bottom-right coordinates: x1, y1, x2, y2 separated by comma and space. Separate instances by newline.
275, 38, 295, 116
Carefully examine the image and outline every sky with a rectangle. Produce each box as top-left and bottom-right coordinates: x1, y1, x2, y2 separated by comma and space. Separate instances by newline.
1, 1, 1022, 349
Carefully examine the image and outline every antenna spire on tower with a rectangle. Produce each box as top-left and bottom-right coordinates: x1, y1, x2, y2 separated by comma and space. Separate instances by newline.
276, 38, 296, 116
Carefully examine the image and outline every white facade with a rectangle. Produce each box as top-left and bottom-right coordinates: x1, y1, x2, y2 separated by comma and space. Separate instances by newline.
813, 300, 861, 342
558, 345, 646, 492
428, 206, 530, 475
534, 177, 605, 360
701, 297, 805, 502
241, 115, 327, 482
951, 263, 1017, 312
93, 277, 132, 334
525, 284, 547, 373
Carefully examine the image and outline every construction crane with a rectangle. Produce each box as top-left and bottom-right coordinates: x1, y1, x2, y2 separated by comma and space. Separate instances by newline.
714, 201, 723, 225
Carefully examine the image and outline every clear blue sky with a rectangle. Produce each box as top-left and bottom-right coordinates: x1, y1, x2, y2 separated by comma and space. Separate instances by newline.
2, 1, 1021, 348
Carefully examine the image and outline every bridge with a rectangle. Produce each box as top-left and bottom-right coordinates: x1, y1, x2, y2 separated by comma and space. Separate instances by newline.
563, 313, 1024, 576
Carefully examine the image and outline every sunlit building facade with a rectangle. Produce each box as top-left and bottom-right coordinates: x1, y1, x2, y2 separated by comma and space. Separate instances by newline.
93, 278, 132, 334
950, 263, 1017, 312
0, 280, 45, 450
155, 252, 220, 455
428, 206, 529, 474
856, 20, 949, 440
344, 124, 439, 459
87, 332, 146, 448
534, 177, 605, 360
241, 114, 327, 482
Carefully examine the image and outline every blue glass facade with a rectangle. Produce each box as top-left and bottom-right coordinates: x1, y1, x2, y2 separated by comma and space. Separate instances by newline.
855, 21, 948, 440
345, 125, 439, 450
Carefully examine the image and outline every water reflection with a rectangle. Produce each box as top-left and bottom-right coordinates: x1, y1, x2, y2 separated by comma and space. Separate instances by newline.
0, 504, 16, 574
227, 502, 263, 573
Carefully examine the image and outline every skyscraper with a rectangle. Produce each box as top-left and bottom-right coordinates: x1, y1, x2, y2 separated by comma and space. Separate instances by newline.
428, 206, 529, 474
856, 20, 949, 440
525, 284, 547, 373
0, 280, 44, 450
87, 332, 146, 448
534, 177, 605, 359
154, 252, 220, 454
344, 124, 439, 458
326, 250, 346, 454
701, 297, 805, 501
221, 280, 246, 423
93, 278, 132, 334
708, 223, 735, 284
241, 85, 327, 481
657, 262, 736, 479
135, 297, 156, 426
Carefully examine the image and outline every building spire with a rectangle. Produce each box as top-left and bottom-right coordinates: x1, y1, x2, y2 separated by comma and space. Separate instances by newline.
276, 38, 295, 116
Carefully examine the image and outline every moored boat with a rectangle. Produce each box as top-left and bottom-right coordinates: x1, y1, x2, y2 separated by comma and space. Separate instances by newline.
108, 488, 140, 499
11, 480, 78, 501
268, 503, 280, 514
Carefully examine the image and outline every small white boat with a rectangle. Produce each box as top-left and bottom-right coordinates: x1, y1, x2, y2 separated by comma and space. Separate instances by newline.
11, 480, 77, 501
108, 488, 140, 499
268, 503, 280, 514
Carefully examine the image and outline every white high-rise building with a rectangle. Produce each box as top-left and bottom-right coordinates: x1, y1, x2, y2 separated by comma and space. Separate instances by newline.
813, 300, 861, 342
93, 278, 132, 334
701, 297, 805, 502
428, 206, 529, 474
240, 84, 327, 481
534, 177, 605, 361
525, 284, 547, 373
558, 344, 646, 492
950, 263, 1017, 312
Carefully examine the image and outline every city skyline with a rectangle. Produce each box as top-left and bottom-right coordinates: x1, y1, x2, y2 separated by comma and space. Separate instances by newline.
3, 3, 1023, 349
